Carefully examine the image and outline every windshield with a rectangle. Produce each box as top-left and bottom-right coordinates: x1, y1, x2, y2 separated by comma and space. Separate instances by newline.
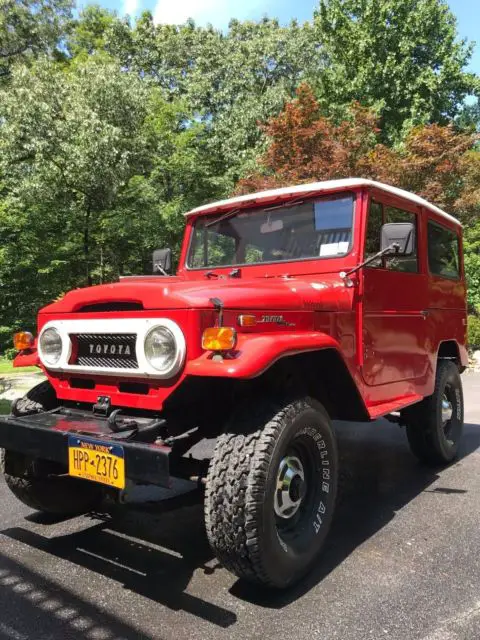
187, 194, 355, 269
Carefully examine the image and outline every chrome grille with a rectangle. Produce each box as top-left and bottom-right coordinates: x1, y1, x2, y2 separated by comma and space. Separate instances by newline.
72, 334, 138, 369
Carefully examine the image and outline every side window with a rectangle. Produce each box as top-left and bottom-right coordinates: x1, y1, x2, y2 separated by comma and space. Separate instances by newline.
244, 243, 264, 264
384, 206, 418, 273
428, 221, 460, 279
365, 201, 383, 267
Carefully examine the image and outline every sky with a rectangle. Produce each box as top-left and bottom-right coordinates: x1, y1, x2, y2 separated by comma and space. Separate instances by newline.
86, 0, 480, 75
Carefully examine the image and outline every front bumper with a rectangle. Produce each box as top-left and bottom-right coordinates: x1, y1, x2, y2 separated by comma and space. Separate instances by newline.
0, 409, 171, 488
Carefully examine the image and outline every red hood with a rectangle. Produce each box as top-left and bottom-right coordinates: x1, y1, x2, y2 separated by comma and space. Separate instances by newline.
39, 274, 351, 314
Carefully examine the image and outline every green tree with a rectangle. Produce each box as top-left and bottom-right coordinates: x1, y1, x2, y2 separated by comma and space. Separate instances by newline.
0, 55, 150, 285
464, 225, 480, 313
102, 14, 322, 184
67, 4, 123, 57
68, 2, 480, 180
0, 54, 223, 348
456, 101, 480, 132
0, 0, 73, 81
0, 55, 150, 346
313, 0, 478, 140
96, 96, 227, 279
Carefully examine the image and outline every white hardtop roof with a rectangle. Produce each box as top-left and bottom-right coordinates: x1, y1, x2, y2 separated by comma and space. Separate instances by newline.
185, 178, 461, 227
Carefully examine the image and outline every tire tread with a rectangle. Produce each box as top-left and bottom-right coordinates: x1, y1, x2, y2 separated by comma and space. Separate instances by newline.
405, 360, 463, 466
205, 398, 329, 586
11, 380, 57, 416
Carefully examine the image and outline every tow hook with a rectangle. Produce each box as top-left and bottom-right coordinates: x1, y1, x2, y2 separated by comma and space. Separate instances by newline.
93, 395, 112, 417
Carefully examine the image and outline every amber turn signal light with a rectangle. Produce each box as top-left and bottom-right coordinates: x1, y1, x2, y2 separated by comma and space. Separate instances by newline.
13, 331, 34, 351
237, 314, 257, 327
202, 327, 237, 351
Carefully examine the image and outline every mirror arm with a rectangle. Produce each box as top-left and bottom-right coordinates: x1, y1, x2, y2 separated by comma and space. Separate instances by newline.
340, 242, 400, 285
154, 264, 168, 276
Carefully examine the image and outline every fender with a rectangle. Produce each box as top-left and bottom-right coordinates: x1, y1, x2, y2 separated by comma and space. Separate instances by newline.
13, 349, 40, 368
435, 339, 469, 371
185, 331, 344, 379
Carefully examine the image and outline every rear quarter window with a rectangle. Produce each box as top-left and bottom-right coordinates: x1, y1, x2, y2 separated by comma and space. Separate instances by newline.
427, 221, 460, 280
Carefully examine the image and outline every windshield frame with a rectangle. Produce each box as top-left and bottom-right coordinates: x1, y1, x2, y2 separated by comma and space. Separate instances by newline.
185, 192, 357, 271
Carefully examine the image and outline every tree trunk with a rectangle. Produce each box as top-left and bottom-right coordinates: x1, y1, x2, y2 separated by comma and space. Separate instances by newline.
84, 206, 91, 286
100, 245, 104, 284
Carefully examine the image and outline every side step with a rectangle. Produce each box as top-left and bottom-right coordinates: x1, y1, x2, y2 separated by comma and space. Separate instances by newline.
367, 394, 423, 420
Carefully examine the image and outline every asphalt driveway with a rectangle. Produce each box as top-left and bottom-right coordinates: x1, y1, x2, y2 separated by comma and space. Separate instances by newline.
1, 374, 479, 640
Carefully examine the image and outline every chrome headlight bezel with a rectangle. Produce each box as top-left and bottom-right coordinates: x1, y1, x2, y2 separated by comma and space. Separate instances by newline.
143, 321, 186, 377
38, 326, 63, 367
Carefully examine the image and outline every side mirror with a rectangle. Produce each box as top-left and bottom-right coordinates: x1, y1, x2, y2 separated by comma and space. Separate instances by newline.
380, 222, 415, 256
152, 248, 172, 275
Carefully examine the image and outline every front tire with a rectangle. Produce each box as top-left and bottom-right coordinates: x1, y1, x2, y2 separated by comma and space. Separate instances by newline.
11, 379, 57, 416
1, 451, 103, 514
204, 397, 338, 588
404, 360, 464, 466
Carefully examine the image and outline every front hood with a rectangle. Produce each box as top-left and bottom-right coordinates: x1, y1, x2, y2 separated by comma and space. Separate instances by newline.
40, 274, 351, 314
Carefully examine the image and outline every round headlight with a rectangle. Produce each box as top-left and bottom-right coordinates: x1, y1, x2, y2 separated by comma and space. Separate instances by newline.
39, 327, 62, 366
144, 326, 179, 374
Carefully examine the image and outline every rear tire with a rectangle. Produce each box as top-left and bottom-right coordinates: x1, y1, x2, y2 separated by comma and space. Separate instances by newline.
2, 380, 102, 514
404, 360, 464, 466
204, 397, 338, 588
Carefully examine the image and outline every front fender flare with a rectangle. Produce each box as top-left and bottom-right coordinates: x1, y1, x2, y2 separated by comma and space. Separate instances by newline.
184, 332, 344, 379
13, 349, 40, 369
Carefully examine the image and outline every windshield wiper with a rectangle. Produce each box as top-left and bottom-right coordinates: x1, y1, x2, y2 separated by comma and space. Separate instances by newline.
204, 196, 310, 229
262, 198, 305, 212
205, 208, 241, 228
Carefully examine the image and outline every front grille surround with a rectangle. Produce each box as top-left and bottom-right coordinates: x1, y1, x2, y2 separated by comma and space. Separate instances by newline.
37, 318, 187, 379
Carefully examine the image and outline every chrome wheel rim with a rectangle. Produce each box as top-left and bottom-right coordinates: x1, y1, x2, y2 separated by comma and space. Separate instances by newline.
274, 455, 306, 520
441, 386, 456, 445
441, 393, 453, 425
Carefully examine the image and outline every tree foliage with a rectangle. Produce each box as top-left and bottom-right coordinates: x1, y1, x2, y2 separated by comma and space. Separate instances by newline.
314, 0, 478, 140
237, 83, 381, 192
0, 0, 73, 80
1, 56, 150, 285
239, 84, 480, 223
0, 0, 480, 350
114, 15, 322, 182
369, 126, 480, 220
0, 55, 220, 341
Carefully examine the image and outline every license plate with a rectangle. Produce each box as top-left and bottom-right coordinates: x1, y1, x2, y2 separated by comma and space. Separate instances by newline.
68, 436, 125, 489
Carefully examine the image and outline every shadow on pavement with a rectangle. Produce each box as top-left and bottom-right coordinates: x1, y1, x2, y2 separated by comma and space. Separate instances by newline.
2, 419, 480, 621
0, 553, 154, 639
2, 500, 235, 629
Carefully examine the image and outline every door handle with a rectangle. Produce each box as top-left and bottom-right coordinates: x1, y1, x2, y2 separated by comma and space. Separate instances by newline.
421, 310, 429, 318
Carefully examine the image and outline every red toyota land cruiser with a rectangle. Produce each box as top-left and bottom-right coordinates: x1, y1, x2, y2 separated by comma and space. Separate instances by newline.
0, 178, 467, 588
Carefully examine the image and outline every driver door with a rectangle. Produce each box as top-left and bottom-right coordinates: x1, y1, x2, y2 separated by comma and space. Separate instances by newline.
362, 199, 429, 386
